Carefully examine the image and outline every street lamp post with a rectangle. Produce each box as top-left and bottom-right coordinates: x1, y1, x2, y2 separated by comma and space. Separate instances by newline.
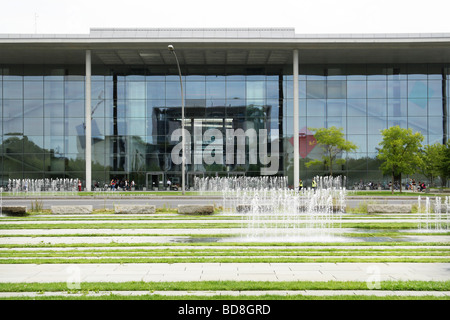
168, 45, 185, 195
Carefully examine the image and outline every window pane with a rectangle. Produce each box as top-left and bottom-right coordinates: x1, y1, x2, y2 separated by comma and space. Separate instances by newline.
186, 81, 206, 99
408, 99, 427, 116
147, 81, 165, 100
347, 135, 367, 153
388, 117, 408, 129
126, 81, 145, 100
4, 118, 23, 135
347, 81, 366, 98
428, 118, 444, 135
367, 81, 386, 98
387, 79, 407, 98
24, 100, 44, 117
428, 99, 443, 116
127, 100, 146, 118
347, 99, 366, 117
368, 99, 387, 117
3, 100, 23, 119
408, 80, 427, 98
166, 81, 181, 99
409, 117, 428, 134
347, 117, 366, 134
44, 100, 64, 117
206, 81, 225, 99
388, 99, 407, 117
44, 118, 64, 136
428, 80, 442, 98
226, 81, 245, 100
44, 81, 64, 99
327, 80, 346, 99
307, 81, 326, 99
367, 116, 386, 134
307, 99, 326, 116
65, 81, 84, 100
327, 99, 346, 117
3, 81, 23, 99
24, 81, 43, 99
24, 118, 44, 136
65, 100, 85, 118
266, 81, 279, 99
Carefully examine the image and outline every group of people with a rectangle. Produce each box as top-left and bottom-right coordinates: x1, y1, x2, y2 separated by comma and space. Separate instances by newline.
297, 179, 316, 192
406, 179, 426, 192
109, 178, 135, 191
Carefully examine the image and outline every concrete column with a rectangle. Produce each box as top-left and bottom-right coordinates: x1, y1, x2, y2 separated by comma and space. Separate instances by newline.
293, 49, 299, 189
85, 50, 92, 191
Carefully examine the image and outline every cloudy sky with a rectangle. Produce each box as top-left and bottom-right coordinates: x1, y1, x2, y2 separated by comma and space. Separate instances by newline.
1, 0, 450, 34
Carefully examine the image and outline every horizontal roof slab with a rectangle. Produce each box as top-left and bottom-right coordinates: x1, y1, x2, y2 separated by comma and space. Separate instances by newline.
1, 28, 450, 65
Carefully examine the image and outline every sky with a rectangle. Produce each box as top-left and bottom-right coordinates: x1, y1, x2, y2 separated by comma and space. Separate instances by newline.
1, 0, 450, 35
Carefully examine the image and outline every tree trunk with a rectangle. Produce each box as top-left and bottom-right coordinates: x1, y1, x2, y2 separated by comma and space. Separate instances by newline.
391, 172, 395, 194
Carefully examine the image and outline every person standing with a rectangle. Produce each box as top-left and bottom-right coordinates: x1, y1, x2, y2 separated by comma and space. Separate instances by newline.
78, 180, 82, 192
312, 178, 317, 192
298, 179, 303, 191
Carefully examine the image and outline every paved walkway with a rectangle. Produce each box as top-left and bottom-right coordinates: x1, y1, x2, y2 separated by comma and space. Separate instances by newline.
1, 290, 449, 298
1, 262, 449, 283
1, 262, 449, 298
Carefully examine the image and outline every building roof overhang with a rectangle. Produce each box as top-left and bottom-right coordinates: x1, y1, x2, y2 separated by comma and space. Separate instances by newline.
1, 28, 450, 66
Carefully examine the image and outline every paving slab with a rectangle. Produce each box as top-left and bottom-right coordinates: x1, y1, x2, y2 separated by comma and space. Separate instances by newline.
1, 263, 449, 283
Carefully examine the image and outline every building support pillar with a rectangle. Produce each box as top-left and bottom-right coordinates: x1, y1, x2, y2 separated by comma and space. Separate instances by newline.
85, 50, 92, 191
293, 49, 299, 189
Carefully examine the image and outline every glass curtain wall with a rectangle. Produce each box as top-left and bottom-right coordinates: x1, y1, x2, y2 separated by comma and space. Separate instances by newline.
0, 64, 449, 189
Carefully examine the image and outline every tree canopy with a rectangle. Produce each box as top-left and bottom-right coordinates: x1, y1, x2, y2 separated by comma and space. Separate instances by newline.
377, 126, 424, 193
305, 126, 358, 175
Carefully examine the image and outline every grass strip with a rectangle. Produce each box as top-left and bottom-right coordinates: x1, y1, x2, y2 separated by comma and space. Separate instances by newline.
0, 256, 450, 264
0, 280, 448, 292
0, 241, 447, 249
3, 294, 448, 300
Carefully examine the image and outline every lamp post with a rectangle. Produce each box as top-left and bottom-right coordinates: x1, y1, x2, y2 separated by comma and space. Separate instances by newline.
168, 45, 185, 195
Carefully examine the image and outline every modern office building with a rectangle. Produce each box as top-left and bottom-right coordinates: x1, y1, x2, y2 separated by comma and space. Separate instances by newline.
0, 28, 449, 190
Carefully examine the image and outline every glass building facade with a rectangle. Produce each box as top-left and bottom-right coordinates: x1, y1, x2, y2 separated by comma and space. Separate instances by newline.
1, 63, 448, 189
1, 29, 449, 189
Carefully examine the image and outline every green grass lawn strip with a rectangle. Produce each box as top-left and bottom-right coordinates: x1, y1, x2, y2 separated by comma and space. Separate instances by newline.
0, 280, 448, 292
1, 256, 448, 263
0, 241, 447, 249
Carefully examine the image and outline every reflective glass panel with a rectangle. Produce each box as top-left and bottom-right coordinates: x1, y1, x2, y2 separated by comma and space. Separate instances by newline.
307, 81, 326, 99
3, 81, 23, 99
126, 81, 145, 100
408, 80, 428, 98
367, 81, 387, 98
388, 99, 407, 117
409, 117, 428, 134
367, 99, 387, 117
347, 81, 366, 98
387, 79, 408, 98
226, 81, 245, 100
24, 81, 44, 99
327, 80, 346, 99
24, 118, 44, 136
44, 81, 64, 99
347, 99, 366, 117
65, 81, 84, 100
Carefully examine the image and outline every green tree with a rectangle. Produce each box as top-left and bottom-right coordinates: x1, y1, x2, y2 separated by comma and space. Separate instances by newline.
377, 126, 424, 194
419, 142, 446, 187
438, 141, 450, 187
305, 126, 358, 175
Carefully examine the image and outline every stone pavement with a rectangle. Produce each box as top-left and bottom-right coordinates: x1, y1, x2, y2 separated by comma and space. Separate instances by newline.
1, 262, 449, 283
